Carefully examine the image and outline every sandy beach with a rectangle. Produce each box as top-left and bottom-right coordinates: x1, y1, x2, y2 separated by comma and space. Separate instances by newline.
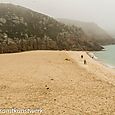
0, 51, 115, 115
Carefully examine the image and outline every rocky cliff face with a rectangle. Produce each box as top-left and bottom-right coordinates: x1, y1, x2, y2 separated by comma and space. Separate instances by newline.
0, 3, 103, 53
57, 19, 115, 45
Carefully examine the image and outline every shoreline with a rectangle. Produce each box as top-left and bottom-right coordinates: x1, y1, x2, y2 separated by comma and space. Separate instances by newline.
68, 51, 115, 86
87, 51, 115, 69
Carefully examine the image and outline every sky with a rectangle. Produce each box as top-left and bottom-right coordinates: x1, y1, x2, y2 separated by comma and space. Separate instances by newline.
0, 0, 115, 34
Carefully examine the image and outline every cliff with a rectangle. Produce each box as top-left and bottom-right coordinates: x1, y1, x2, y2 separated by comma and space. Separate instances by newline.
57, 19, 115, 45
0, 3, 103, 53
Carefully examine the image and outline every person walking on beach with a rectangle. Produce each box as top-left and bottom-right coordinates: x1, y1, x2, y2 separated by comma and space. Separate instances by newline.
81, 55, 83, 59
84, 59, 87, 64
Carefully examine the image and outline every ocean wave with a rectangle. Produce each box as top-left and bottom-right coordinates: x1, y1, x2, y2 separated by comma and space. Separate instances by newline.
104, 64, 115, 69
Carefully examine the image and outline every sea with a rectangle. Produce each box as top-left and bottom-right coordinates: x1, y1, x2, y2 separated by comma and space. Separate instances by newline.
94, 45, 115, 68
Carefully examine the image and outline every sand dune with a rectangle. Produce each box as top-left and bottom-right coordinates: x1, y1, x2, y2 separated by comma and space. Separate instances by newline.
0, 51, 115, 115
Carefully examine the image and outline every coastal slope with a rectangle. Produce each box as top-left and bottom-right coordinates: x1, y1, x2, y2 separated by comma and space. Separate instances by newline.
0, 3, 103, 53
0, 51, 115, 114
57, 18, 115, 45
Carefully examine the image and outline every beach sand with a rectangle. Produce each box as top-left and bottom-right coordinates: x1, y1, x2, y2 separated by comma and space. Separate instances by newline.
0, 51, 115, 115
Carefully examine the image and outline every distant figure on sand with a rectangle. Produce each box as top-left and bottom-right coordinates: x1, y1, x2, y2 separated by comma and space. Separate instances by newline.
84, 60, 87, 64
81, 55, 83, 59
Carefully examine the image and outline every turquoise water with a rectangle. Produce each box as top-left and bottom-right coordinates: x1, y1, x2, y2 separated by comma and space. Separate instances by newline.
94, 45, 115, 68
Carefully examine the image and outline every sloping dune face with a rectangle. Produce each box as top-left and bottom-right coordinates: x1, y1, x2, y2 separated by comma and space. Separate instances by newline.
0, 51, 115, 115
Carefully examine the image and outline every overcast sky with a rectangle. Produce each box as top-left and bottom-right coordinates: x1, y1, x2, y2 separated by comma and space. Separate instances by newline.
1, 0, 115, 34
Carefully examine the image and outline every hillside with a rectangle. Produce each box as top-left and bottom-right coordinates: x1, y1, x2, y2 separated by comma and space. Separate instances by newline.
0, 3, 103, 53
57, 19, 115, 45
